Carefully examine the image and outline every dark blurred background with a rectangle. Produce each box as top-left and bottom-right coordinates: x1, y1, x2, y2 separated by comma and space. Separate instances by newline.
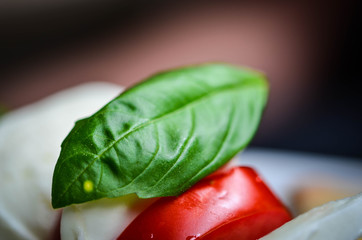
0, 0, 361, 158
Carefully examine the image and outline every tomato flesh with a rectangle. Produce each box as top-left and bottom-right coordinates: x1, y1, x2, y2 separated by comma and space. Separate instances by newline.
118, 167, 292, 240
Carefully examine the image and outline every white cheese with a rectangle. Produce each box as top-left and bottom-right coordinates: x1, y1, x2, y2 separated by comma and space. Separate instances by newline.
0, 83, 122, 239
261, 192, 362, 240
60, 195, 156, 240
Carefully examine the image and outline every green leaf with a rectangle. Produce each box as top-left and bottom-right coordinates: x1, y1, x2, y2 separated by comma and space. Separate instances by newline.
52, 63, 268, 208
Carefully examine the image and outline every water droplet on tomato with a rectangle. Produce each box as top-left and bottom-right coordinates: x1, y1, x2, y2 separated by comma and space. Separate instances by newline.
186, 233, 201, 240
218, 190, 228, 199
142, 233, 154, 239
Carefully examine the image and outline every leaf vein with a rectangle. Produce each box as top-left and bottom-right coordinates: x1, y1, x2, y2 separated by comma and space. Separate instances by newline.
145, 107, 196, 191
103, 124, 160, 193
180, 95, 235, 189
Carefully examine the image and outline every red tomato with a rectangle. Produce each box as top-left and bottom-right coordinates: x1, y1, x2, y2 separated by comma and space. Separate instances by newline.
118, 167, 292, 240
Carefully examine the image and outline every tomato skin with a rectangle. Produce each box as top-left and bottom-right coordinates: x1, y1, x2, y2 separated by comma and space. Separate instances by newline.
200, 210, 291, 240
118, 167, 292, 240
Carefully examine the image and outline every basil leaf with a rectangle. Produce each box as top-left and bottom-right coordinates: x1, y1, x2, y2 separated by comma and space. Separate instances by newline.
52, 63, 268, 208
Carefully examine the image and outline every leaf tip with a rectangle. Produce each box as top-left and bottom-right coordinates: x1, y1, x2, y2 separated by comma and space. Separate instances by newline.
51, 196, 62, 209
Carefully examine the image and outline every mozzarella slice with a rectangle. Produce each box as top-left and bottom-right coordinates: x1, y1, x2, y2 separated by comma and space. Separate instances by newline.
261, 192, 362, 240
60, 195, 156, 240
0, 83, 122, 239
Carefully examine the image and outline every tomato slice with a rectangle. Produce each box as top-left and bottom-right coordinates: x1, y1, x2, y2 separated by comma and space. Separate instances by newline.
118, 167, 292, 240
